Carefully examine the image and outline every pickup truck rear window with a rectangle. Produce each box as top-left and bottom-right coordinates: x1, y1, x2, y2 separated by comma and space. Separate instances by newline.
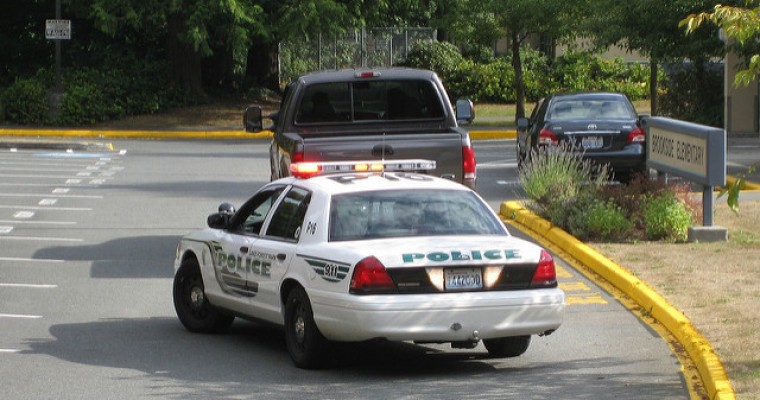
295, 80, 445, 125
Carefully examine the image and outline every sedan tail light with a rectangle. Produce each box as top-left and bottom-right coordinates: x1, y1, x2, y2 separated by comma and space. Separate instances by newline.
627, 126, 646, 144
350, 256, 397, 294
530, 250, 558, 288
538, 128, 558, 145
462, 138, 477, 183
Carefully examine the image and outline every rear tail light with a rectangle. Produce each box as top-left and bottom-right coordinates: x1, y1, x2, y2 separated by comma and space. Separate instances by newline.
462, 137, 477, 183
627, 126, 646, 144
530, 250, 558, 288
538, 128, 558, 145
350, 256, 397, 294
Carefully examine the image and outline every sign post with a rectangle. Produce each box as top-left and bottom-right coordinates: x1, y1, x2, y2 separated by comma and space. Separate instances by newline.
45, 0, 70, 118
642, 116, 727, 242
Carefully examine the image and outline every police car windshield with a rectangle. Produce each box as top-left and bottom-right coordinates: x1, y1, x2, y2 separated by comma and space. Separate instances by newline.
329, 189, 506, 241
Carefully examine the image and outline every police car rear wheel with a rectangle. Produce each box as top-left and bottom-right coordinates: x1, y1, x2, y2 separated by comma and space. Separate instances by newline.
173, 259, 234, 333
483, 335, 531, 358
284, 286, 330, 369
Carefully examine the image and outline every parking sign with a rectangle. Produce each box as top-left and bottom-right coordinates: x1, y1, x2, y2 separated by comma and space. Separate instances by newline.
45, 19, 71, 40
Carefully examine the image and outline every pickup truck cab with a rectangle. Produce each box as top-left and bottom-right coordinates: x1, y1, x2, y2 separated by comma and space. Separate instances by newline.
244, 68, 477, 188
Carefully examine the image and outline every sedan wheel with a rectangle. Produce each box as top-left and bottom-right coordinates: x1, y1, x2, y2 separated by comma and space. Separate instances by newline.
173, 259, 234, 333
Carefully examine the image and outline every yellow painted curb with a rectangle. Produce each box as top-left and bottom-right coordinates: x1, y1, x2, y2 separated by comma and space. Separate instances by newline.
0, 128, 273, 140
1, 127, 516, 140
500, 201, 735, 400
725, 175, 760, 191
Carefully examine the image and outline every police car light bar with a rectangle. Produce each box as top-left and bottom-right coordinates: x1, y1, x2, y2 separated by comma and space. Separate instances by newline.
290, 159, 436, 178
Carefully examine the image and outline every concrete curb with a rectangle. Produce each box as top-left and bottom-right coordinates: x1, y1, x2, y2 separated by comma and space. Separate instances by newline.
499, 201, 735, 400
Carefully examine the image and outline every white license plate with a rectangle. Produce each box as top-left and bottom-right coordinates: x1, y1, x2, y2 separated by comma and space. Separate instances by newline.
581, 136, 603, 149
444, 268, 483, 290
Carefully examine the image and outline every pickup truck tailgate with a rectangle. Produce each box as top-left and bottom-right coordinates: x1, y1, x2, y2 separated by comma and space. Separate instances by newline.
302, 132, 466, 181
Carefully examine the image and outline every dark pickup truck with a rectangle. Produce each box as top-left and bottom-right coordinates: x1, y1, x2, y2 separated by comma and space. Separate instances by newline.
244, 68, 477, 188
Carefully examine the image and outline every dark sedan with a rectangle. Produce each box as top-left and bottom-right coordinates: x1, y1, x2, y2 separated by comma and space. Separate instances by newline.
516, 92, 648, 183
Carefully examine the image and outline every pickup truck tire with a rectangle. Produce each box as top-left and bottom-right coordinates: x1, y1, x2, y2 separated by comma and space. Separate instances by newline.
173, 258, 235, 334
284, 286, 331, 369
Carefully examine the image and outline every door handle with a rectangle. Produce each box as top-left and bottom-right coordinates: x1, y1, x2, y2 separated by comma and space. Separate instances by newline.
277, 253, 287, 261
240, 246, 249, 253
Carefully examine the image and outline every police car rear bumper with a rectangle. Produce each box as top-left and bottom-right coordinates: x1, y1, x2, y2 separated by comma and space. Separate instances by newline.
310, 288, 565, 342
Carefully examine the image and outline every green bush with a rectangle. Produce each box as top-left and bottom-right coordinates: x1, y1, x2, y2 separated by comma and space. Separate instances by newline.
519, 144, 609, 227
642, 194, 693, 242
1, 76, 49, 124
568, 198, 634, 242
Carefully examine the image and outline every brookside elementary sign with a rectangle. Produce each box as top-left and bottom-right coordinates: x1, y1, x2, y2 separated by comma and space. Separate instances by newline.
642, 116, 727, 241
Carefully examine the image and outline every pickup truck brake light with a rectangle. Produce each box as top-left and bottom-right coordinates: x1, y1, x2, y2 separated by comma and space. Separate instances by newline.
462, 138, 477, 183
355, 71, 381, 78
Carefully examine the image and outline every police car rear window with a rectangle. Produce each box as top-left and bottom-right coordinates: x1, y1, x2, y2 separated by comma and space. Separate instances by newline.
295, 80, 445, 125
328, 189, 505, 241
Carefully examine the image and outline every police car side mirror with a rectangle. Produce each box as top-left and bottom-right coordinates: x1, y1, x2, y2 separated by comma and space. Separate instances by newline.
244, 106, 263, 132
207, 212, 230, 229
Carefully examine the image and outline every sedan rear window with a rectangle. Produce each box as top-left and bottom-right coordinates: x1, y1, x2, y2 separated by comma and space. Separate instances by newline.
329, 189, 506, 241
549, 98, 634, 121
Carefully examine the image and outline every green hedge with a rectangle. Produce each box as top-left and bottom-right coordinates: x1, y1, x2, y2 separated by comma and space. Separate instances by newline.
1, 62, 191, 126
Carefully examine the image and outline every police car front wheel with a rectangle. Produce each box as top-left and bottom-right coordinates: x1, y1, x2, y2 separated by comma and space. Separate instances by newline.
173, 258, 234, 334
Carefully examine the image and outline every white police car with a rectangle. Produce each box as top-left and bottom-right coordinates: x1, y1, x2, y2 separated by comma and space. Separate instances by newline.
173, 160, 564, 369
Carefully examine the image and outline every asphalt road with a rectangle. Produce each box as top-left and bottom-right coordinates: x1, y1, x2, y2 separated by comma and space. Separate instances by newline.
0, 138, 689, 399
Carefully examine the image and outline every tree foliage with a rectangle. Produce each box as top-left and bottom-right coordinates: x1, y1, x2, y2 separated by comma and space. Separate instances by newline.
682, 2, 760, 86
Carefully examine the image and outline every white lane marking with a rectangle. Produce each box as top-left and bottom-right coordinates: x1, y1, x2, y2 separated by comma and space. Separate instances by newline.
0, 174, 108, 180
13, 211, 35, 218
497, 180, 521, 186
0, 349, 23, 353
0, 220, 75, 225
0, 193, 102, 199
0, 205, 92, 211
52, 188, 69, 194
0, 283, 58, 288
0, 257, 65, 263
0, 236, 83, 242
0, 226, 13, 234
0, 314, 42, 319
38, 199, 58, 206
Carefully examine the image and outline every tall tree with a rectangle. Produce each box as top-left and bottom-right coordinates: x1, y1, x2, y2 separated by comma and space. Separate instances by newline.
682, 2, 760, 87
443, 0, 588, 119
584, 0, 724, 115
76, 0, 262, 96
244, 0, 354, 91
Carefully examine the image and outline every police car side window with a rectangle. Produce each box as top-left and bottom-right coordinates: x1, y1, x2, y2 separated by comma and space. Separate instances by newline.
232, 187, 285, 235
264, 187, 311, 241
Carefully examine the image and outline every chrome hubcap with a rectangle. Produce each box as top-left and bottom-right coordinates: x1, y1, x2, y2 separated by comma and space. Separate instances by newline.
294, 316, 305, 343
190, 286, 204, 309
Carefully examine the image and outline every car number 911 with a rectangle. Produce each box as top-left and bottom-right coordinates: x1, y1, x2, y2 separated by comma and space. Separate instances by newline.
444, 268, 483, 290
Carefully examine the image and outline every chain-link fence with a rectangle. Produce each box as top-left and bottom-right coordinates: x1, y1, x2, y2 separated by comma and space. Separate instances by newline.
280, 28, 436, 83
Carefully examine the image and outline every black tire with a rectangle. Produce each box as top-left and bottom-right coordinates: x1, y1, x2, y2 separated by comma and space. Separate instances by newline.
483, 335, 531, 358
173, 258, 234, 333
284, 286, 330, 369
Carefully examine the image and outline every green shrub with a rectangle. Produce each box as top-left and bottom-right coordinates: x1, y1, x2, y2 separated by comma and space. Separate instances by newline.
568, 198, 634, 242
519, 144, 609, 227
1, 76, 48, 124
642, 194, 693, 242
659, 62, 723, 127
